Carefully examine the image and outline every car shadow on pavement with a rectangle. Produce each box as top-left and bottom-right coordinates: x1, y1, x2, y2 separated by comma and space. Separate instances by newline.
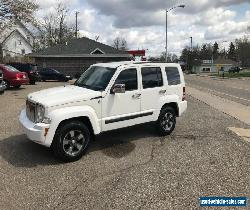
0, 134, 59, 167
89, 123, 156, 158
0, 124, 157, 168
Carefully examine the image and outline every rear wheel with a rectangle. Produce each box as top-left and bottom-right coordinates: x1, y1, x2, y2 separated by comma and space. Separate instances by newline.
52, 121, 91, 162
156, 106, 176, 136
14, 85, 21, 88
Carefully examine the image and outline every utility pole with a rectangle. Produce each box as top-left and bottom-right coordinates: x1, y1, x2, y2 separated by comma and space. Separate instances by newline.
75, 11, 79, 39
166, 9, 168, 62
165, 4, 185, 62
190, 36, 193, 51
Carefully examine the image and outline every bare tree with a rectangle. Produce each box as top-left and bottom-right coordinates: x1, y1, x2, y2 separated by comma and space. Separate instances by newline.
0, 0, 38, 30
36, 3, 75, 50
112, 37, 128, 51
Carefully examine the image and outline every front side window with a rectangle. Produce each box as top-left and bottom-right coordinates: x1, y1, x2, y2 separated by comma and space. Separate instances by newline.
165, 67, 181, 85
115, 68, 138, 91
141, 67, 163, 89
75, 66, 116, 91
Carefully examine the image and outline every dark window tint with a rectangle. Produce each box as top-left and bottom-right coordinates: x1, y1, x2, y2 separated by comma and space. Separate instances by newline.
115, 68, 137, 91
141, 67, 163, 89
165, 67, 181, 85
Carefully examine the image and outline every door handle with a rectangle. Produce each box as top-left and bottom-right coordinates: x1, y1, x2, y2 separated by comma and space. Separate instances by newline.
159, 90, 166, 94
132, 93, 141, 99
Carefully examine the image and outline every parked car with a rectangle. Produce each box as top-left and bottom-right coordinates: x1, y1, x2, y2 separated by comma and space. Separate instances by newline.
228, 66, 241, 73
19, 61, 187, 162
8, 63, 40, 85
39, 68, 72, 82
0, 64, 29, 89
0, 69, 6, 94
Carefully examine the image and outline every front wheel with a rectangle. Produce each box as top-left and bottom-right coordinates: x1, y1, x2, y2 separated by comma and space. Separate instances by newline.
3, 80, 10, 89
52, 121, 91, 162
156, 107, 176, 136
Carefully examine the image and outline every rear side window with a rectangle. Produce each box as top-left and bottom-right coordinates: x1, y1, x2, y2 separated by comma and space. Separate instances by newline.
165, 67, 181, 85
115, 68, 137, 91
141, 67, 163, 89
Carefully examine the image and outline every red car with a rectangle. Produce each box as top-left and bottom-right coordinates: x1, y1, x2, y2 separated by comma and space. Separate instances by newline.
0, 64, 29, 89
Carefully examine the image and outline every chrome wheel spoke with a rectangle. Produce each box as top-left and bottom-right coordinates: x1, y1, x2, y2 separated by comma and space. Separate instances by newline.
63, 130, 85, 156
161, 112, 174, 131
75, 143, 82, 151
69, 130, 75, 138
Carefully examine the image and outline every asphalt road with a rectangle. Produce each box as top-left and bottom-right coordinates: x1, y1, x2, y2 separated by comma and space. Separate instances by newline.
185, 75, 250, 106
0, 82, 249, 209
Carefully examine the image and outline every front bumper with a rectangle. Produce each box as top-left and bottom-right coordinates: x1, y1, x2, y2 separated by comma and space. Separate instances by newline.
10, 78, 29, 86
19, 110, 51, 147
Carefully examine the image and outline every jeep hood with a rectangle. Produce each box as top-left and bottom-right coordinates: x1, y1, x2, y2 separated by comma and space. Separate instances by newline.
27, 85, 101, 107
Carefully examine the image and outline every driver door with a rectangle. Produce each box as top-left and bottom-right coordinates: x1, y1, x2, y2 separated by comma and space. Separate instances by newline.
101, 68, 141, 131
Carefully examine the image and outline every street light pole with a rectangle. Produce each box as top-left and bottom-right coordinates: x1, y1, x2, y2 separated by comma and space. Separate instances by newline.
165, 4, 185, 62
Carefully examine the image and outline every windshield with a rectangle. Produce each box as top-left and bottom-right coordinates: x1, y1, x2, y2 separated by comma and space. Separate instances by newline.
75, 66, 117, 91
5, 65, 20, 72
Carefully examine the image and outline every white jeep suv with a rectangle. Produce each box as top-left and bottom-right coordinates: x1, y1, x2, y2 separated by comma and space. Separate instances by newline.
19, 61, 187, 162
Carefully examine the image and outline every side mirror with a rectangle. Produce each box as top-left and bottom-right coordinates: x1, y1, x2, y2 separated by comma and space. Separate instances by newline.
111, 84, 125, 94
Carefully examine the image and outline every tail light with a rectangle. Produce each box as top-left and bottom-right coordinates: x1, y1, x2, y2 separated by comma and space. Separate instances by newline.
16, 73, 23, 79
16, 73, 26, 79
182, 87, 186, 101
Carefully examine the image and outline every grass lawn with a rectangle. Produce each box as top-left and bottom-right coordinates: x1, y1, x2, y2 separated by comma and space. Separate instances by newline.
211, 71, 250, 78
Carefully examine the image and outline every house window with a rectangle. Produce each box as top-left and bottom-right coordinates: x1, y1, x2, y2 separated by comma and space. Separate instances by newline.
202, 68, 210, 72
19, 39, 22, 45
21, 49, 25, 55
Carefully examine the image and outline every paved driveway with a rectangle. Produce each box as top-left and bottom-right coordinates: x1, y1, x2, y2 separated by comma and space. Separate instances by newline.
0, 82, 249, 209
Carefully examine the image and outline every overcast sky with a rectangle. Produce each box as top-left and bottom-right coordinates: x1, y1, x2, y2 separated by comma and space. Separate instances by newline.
35, 0, 250, 57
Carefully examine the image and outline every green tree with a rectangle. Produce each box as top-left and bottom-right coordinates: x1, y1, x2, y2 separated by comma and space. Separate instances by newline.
235, 37, 250, 67
228, 42, 237, 61
213, 42, 219, 59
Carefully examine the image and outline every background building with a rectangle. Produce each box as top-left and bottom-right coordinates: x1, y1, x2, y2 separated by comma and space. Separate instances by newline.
192, 57, 238, 74
0, 21, 37, 59
30, 37, 131, 76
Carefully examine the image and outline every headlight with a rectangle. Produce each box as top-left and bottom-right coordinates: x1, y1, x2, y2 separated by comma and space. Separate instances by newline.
36, 104, 45, 123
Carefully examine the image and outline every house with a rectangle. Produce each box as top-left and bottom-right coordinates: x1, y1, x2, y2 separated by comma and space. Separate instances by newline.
29, 37, 132, 76
0, 21, 37, 58
192, 57, 238, 74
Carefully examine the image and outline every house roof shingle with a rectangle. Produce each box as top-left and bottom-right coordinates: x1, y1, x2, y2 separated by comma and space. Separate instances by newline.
30, 37, 130, 57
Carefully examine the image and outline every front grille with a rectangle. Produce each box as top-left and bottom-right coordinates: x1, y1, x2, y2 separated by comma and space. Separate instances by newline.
26, 100, 36, 122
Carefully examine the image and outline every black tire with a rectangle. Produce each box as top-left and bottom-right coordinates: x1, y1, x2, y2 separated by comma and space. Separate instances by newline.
14, 85, 21, 88
3, 80, 10, 89
30, 80, 36, 85
52, 121, 91, 162
156, 106, 176, 136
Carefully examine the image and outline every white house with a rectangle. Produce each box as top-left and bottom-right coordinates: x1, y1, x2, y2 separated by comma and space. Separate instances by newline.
0, 21, 37, 57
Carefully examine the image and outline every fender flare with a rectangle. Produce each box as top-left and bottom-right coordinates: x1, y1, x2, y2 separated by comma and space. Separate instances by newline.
45, 106, 101, 146
154, 95, 179, 120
